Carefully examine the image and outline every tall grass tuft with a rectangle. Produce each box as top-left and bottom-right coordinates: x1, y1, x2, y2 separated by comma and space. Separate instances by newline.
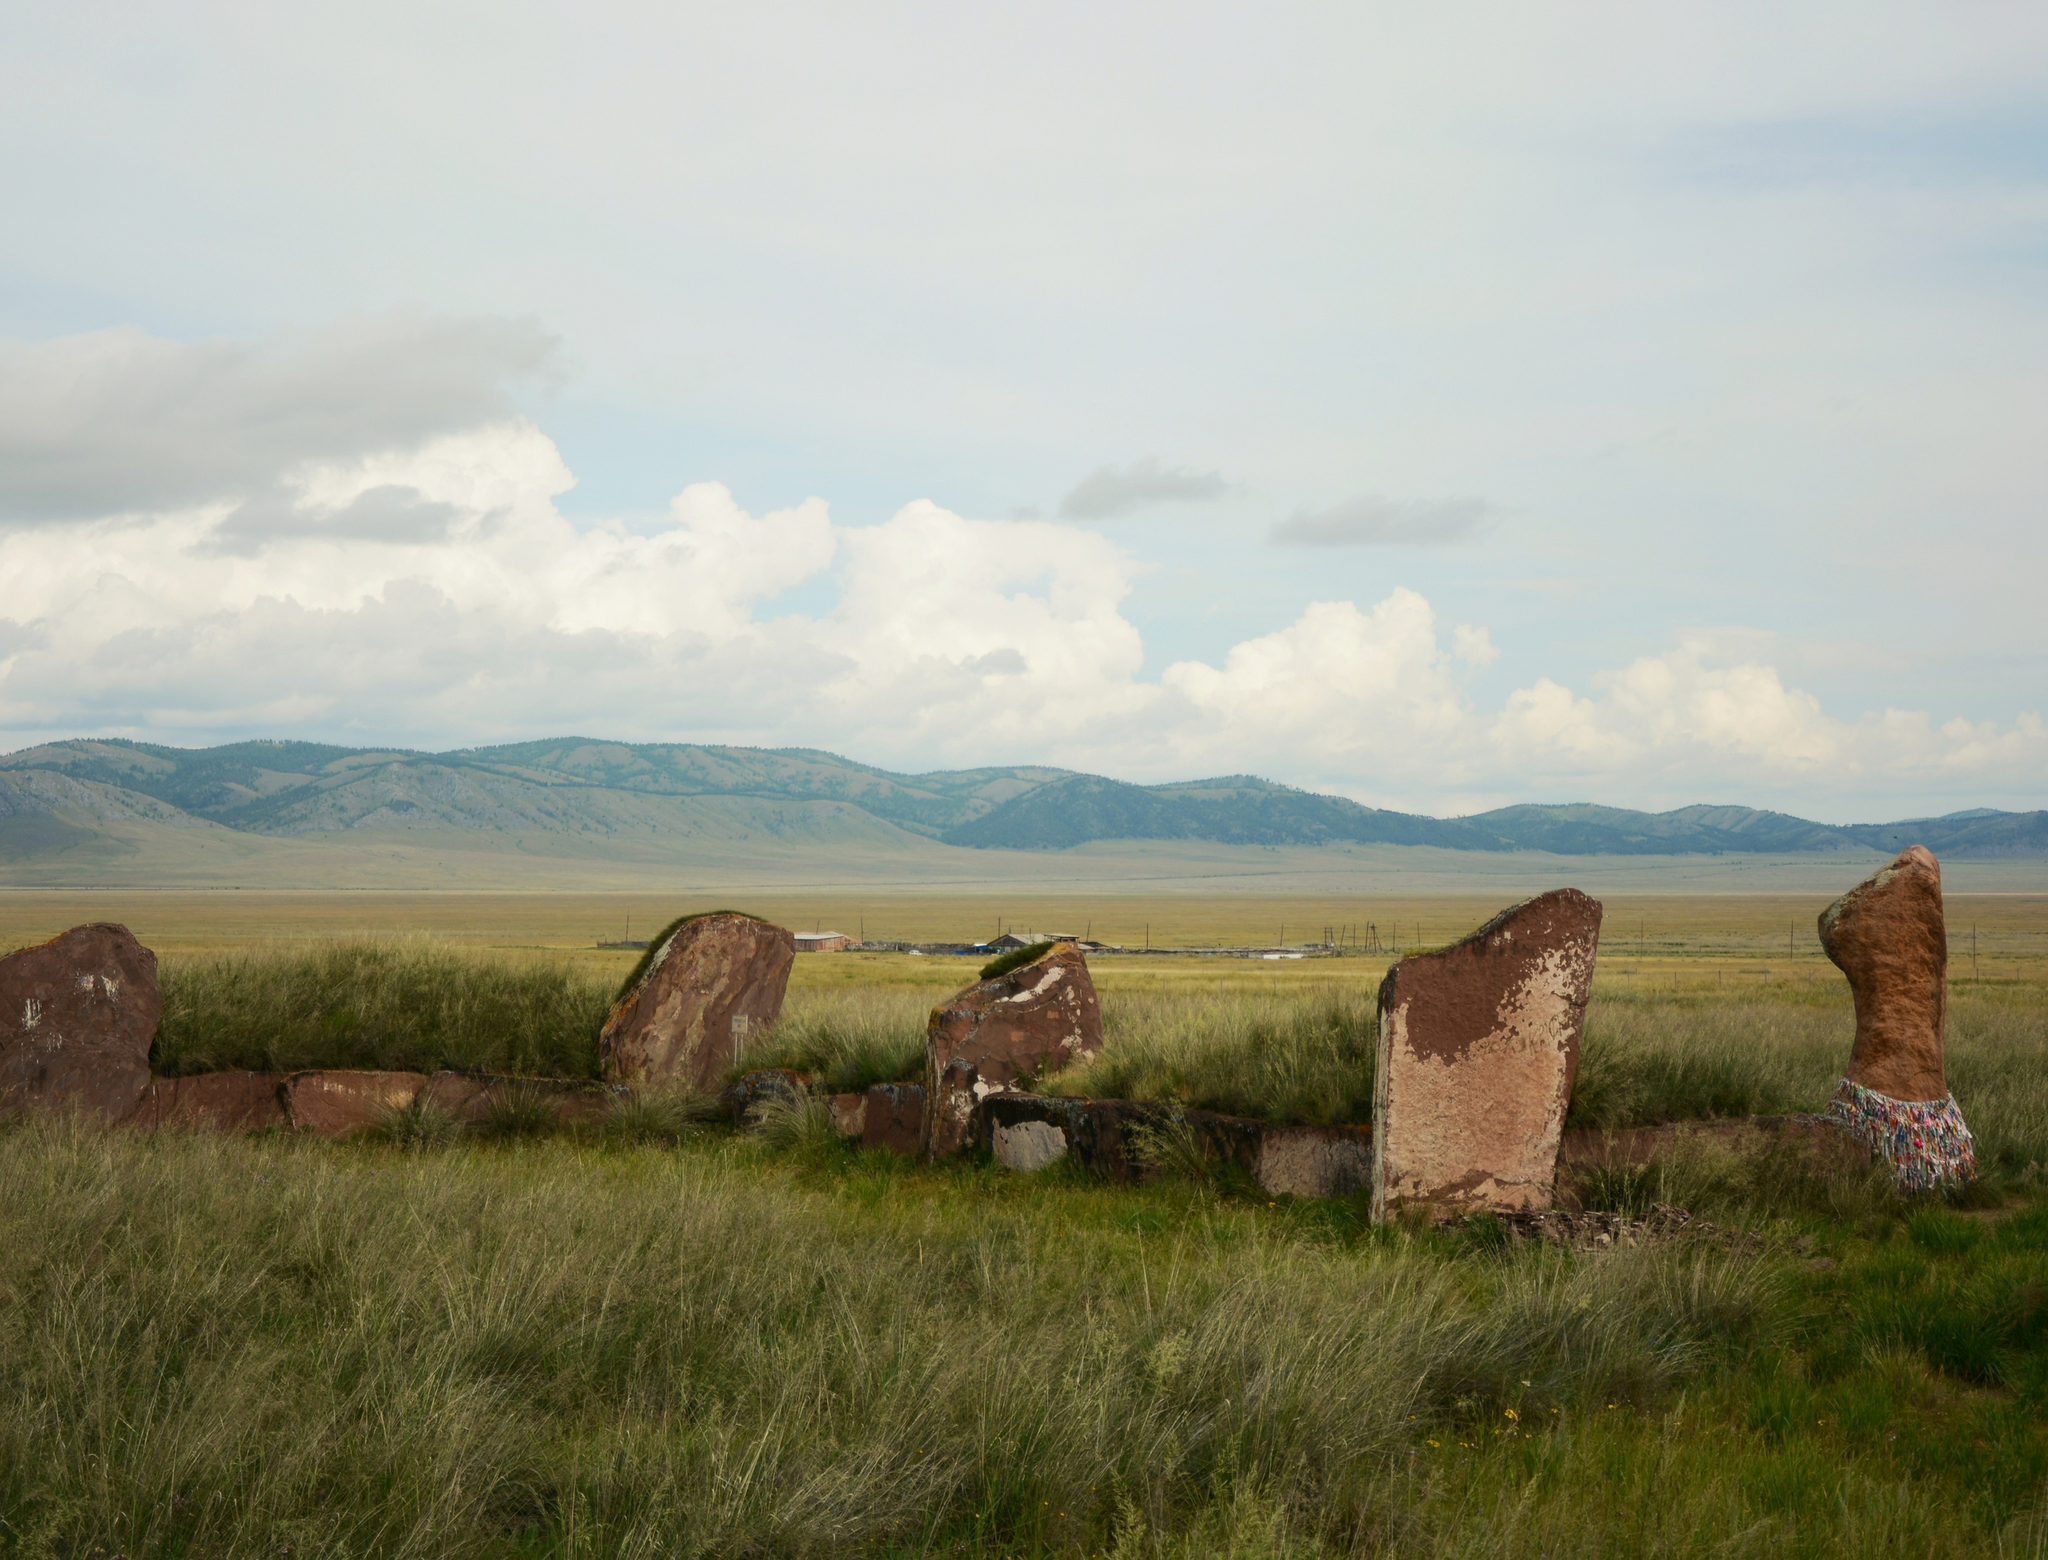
155, 939, 613, 1078
1043, 988, 1376, 1124
736, 986, 930, 1091
1566, 995, 1842, 1130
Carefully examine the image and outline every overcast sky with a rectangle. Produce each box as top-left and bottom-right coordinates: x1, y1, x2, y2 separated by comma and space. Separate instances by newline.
1, 2, 2044, 819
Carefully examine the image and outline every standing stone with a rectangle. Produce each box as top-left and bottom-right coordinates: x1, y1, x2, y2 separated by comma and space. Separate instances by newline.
0, 923, 161, 1124
1820, 845, 1949, 1102
598, 913, 795, 1090
924, 943, 1103, 1157
1372, 888, 1602, 1221
1819, 846, 1975, 1187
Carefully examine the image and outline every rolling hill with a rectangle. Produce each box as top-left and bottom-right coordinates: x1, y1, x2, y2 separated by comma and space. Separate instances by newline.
0, 738, 2039, 868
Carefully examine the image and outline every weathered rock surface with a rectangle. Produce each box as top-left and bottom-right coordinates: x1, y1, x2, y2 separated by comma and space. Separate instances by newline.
1372, 888, 1603, 1221
862, 1082, 925, 1154
826, 1091, 866, 1139
284, 1070, 427, 1135
133, 1071, 289, 1132
924, 943, 1103, 1157
599, 913, 795, 1089
992, 1116, 1070, 1172
1254, 1125, 1375, 1198
979, 1093, 1349, 1194
420, 1072, 620, 1127
0, 923, 161, 1124
1819, 845, 1949, 1102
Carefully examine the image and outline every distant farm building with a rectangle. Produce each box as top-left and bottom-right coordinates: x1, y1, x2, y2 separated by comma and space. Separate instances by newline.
795, 931, 853, 953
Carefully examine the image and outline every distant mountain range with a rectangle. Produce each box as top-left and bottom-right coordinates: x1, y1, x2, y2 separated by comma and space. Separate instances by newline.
0, 737, 2040, 859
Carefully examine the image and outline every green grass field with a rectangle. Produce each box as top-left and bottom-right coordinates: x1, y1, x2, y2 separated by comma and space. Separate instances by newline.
5, 895, 2048, 1556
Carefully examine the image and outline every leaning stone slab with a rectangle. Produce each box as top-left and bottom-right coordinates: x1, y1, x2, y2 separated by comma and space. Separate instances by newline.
862, 1082, 925, 1154
0, 922, 161, 1124
1372, 888, 1603, 1222
132, 1071, 289, 1132
284, 1070, 427, 1135
599, 913, 795, 1090
924, 943, 1103, 1157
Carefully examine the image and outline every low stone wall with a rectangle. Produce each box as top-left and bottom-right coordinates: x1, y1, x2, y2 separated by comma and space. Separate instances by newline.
975, 1093, 1374, 1200
131, 1069, 623, 1135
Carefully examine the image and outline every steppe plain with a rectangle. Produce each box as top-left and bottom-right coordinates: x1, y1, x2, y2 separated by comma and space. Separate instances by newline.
5, 852, 2048, 1557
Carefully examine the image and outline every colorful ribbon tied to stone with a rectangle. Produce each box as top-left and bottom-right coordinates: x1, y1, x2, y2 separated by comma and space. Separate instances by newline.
1824, 1078, 1976, 1190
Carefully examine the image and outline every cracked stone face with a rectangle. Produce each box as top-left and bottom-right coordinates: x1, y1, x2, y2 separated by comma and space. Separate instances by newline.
0, 922, 160, 1124
923, 943, 1103, 1157
993, 1118, 1069, 1172
598, 914, 795, 1089
1372, 888, 1603, 1221
1819, 845, 1950, 1104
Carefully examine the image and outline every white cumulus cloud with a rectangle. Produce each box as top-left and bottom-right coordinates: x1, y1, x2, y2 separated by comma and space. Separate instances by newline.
0, 322, 2039, 817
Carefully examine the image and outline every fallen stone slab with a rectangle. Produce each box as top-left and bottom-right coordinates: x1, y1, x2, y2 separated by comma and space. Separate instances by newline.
720, 1067, 806, 1124
1372, 888, 1603, 1222
1818, 846, 1975, 1188
0, 922, 161, 1125
599, 913, 795, 1090
420, 1072, 622, 1127
132, 1070, 289, 1132
981, 1093, 1330, 1193
925, 943, 1103, 1157
1254, 1124, 1375, 1198
284, 1070, 428, 1135
862, 1082, 925, 1154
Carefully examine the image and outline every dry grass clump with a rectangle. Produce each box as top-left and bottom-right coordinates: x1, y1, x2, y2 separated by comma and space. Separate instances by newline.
155, 939, 613, 1079
1044, 988, 1376, 1124
0, 1121, 1775, 1558
736, 986, 930, 1091
1566, 995, 1842, 1131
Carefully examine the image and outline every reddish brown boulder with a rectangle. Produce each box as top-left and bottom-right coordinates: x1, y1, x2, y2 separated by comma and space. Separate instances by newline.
862, 1082, 926, 1155
133, 1071, 288, 1132
598, 913, 795, 1089
1819, 846, 1949, 1103
923, 943, 1103, 1157
1372, 889, 1602, 1221
0, 923, 161, 1124
284, 1070, 427, 1135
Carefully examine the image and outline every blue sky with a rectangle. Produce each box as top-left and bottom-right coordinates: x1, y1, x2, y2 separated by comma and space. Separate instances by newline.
0, 2, 2044, 818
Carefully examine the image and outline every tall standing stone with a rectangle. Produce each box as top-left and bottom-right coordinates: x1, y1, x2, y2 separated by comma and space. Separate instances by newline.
1372, 889, 1602, 1222
924, 943, 1102, 1157
0, 923, 161, 1124
1819, 846, 1974, 1187
598, 913, 795, 1090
